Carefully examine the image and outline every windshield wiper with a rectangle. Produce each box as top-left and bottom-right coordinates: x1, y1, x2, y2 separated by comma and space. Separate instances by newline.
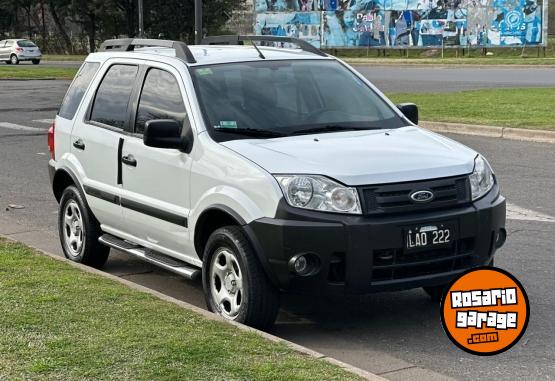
215, 127, 285, 138
291, 125, 375, 135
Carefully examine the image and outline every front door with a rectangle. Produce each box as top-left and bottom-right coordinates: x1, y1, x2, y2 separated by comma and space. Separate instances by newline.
120, 65, 198, 265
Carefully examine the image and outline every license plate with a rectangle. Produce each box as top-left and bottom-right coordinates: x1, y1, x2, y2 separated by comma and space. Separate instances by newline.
404, 223, 454, 253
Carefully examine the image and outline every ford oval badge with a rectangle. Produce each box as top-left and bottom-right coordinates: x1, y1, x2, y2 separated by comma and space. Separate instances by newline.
410, 190, 434, 203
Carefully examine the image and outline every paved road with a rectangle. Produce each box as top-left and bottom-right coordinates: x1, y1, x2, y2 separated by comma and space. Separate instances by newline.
353, 65, 555, 93
3, 62, 555, 93
1, 80, 554, 380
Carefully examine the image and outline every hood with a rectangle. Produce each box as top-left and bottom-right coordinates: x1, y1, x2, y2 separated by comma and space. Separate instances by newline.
221, 127, 477, 186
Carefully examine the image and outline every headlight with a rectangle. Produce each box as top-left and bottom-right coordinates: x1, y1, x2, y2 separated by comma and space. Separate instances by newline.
469, 155, 495, 201
274, 175, 362, 214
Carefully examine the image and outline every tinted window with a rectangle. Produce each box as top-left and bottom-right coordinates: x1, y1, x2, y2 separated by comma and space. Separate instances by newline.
135, 68, 188, 134
191, 60, 405, 141
58, 62, 100, 120
90, 65, 138, 129
17, 40, 36, 47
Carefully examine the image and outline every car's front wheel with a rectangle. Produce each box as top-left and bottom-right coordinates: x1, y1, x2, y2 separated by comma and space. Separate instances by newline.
10, 54, 19, 65
58, 185, 109, 268
202, 226, 280, 330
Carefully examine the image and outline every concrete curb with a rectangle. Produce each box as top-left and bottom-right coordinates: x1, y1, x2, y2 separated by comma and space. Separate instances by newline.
420, 121, 555, 144
0, 233, 385, 381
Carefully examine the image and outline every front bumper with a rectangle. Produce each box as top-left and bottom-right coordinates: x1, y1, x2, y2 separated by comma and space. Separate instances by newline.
247, 184, 506, 295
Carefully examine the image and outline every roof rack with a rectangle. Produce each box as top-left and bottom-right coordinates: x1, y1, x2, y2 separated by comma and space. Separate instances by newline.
98, 38, 197, 64
201, 35, 327, 58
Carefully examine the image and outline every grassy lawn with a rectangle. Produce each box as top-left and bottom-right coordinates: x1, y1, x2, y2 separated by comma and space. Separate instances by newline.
346, 57, 555, 66
43, 54, 86, 62
0, 66, 78, 80
0, 240, 361, 381
387, 88, 555, 130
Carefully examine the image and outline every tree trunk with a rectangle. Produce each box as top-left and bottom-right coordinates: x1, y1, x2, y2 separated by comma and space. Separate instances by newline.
88, 12, 96, 53
48, 1, 72, 53
41, 1, 47, 52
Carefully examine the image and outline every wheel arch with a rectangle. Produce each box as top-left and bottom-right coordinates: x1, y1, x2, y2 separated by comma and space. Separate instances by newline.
193, 205, 279, 287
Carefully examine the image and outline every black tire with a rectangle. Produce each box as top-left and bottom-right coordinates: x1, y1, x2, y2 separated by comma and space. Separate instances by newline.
202, 226, 280, 330
424, 258, 494, 302
32, 59, 40, 65
58, 185, 109, 268
10, 54, 19, 65
4, 60, 11, 64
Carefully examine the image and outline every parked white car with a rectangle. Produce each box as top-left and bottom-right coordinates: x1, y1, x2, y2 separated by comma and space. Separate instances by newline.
0, 39, 42, 64
48, 37, 506, 329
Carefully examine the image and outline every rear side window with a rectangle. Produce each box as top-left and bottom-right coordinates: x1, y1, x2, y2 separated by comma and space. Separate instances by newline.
90, 65, 138, 129
58, 62, 100, 120
135, 68, 189, 134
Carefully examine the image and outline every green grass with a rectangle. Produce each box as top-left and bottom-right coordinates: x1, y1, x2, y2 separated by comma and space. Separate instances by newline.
43, 54, 86, 62
332, 38, 555, 65
0, 66, 78, 80
0, 240, 361, 381
386, 88, 555, 130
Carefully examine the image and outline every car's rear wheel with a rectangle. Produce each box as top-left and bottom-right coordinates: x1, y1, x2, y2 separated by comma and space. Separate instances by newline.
424, 258, 494, 302
32, 59, 40, 65
202, 226, 280, 330
10, 54, 19, 65
58, 185, 109, 268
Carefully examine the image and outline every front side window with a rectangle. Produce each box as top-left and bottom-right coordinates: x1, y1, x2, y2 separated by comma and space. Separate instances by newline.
135, 68, 189, 134
191, 60, 406, 142
90, 64, 138, 129
58, 62, 100, 120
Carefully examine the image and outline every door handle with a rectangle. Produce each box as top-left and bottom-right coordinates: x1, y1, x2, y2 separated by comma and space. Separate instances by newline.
73, 139, 85, 150
121, 154, 137, 167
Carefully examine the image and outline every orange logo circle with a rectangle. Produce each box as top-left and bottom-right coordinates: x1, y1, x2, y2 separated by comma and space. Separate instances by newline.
441, 267, 529, 356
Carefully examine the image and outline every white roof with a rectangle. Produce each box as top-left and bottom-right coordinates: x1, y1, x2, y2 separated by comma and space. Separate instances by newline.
87, 44, 332, 66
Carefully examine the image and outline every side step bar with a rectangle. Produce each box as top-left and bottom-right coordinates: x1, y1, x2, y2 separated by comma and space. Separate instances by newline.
99, 234, 200, 280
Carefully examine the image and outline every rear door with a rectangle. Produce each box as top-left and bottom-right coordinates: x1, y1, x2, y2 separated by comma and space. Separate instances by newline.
0, 40, 9, 60
70, 62, 139, 233
119, 63, 197, 263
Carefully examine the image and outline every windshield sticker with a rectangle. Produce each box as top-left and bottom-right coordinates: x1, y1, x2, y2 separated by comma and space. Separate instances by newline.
216, 121, 238, 129
196, 68, 213, 76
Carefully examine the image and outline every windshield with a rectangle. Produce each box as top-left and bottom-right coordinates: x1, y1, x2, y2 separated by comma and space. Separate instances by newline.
17, 40, 37, 47
191, 60, 407, 141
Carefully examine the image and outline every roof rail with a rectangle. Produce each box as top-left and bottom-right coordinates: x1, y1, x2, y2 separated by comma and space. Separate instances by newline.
98, 38, 197, 63
201, 35, 327, 58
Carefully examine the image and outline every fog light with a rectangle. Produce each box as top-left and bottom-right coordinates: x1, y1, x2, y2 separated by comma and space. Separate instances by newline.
293, 256, 308, 274
288, 253, 320, 276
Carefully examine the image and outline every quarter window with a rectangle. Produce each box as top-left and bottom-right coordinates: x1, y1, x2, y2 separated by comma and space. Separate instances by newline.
135, 68, 189, 134
90, 65, 138, 129
58, 62, 100, 120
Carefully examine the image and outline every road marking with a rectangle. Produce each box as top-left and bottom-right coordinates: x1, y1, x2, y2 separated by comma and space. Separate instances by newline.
33, 119, 54, 124
507, 203, 555, 223
0, 122, 44, 132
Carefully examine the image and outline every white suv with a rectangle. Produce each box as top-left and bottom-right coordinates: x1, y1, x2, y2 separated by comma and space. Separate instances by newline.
48, 37, 506, 329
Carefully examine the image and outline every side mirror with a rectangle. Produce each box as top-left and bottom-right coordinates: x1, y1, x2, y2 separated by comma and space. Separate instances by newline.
397, 103, 419, 125
143, 119, 191, 151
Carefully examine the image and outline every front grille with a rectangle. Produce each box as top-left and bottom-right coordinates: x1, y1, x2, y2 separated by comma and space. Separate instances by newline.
371, 238, 475, 282
359, 176, 470, 215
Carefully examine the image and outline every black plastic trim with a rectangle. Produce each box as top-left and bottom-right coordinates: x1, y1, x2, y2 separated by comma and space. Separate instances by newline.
82, 185, 188, 228
83, 185, 120, 205
120, 198, 188, 228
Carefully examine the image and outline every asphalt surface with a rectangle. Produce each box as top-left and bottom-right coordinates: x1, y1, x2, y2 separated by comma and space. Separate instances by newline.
3, 60, 555, 93
0, 78, 554, 380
